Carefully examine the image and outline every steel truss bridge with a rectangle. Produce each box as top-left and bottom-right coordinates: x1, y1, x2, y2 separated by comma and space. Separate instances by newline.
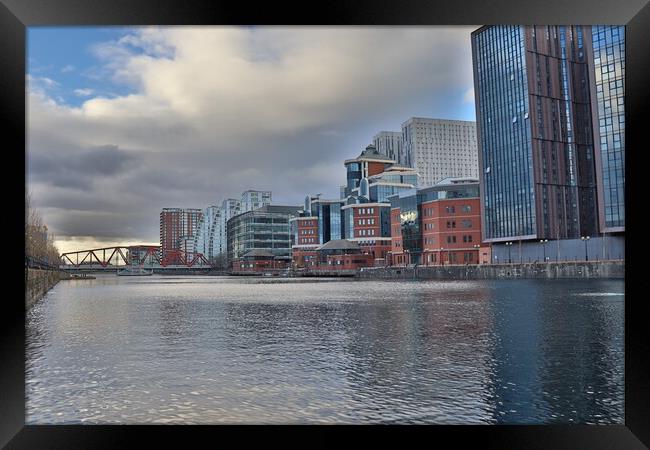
59, 245, 212, 272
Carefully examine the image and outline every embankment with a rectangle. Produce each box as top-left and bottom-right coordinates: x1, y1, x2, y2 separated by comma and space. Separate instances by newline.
359, 260, 624, 280
25, 269, 69, 310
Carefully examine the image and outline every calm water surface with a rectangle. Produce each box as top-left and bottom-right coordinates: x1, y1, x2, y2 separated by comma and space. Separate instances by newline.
26, 275, 624, 424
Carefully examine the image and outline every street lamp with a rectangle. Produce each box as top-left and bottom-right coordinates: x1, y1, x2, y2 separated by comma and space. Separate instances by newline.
473, 244, 480, 264
540, 239, 548, 262
581, 236, 591, 261
505, 242, 513, 264
440, 247, 444, 266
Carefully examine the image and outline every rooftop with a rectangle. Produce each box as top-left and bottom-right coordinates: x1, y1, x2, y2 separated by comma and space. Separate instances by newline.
241, 249, 275, 258
317, 239, 361, 251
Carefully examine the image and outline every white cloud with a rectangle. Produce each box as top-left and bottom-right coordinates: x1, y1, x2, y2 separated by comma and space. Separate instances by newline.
28, 26, 477, 248
73, 88, 95, 96
61, 64, 76, 73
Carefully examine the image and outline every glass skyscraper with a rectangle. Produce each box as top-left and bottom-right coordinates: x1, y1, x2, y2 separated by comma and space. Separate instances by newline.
587, 26, 625, 232
472, 25, 624, 243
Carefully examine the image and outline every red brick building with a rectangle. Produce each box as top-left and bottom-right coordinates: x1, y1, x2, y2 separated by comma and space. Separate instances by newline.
341, 202, 392, 262
290, 215, 321, 268
231, 249, 291, 274
312, 239, 375, 270
389, 178, 489, 266
160, 208, 203, 263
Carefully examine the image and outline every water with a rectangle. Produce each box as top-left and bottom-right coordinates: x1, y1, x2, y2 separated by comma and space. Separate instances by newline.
26, 275, 624, 424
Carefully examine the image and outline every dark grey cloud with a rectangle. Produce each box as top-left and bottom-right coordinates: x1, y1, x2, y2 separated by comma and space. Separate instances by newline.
28, 144, 137, 190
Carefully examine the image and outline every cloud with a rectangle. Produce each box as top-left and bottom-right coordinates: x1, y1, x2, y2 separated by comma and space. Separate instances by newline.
28, 144, 137, 190
27, 26, 477, 249
27, 75, 60, 95
73, 88, 95, 96
61, 64, 76, 73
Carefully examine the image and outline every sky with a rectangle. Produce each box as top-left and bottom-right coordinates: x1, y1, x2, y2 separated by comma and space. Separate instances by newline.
27, 26, 479, 254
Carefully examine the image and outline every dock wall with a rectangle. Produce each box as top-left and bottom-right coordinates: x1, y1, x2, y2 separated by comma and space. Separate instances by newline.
359, 260, 624, 280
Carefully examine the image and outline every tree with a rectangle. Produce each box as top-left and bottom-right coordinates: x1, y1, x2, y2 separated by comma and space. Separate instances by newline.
26, 191, 60, 265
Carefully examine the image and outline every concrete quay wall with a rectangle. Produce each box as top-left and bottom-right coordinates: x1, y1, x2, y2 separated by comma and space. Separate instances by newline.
359, 260, 624, 280
25, 269, 68, 310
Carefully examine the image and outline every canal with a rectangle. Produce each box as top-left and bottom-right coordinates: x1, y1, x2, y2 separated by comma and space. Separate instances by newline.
26, 275, 624, 424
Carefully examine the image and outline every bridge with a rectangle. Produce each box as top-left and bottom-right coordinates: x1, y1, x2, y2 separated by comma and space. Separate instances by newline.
59, 245, 213, 272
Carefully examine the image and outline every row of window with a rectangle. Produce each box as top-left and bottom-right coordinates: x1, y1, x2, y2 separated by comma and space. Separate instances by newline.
358, 218, 375, 225
358, 229, 377, 236
421, 205, 473, 217
357, 208, 375, 215
395, 234, 477, 246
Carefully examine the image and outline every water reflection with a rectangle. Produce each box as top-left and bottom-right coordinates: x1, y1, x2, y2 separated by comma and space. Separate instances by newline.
25, 275, 624, 424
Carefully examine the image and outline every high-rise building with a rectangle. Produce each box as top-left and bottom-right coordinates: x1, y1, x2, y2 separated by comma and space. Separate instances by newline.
587, 26, 625, 233
471, 25, 625, 250
373, 131, 406, 166
159, 208, 203, 259
241, 190, 272, 212
193, 205, 224, 264
402, 117, 479, 187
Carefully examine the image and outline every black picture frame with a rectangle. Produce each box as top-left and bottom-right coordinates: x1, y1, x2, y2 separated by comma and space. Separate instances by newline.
3, 0, 648, 447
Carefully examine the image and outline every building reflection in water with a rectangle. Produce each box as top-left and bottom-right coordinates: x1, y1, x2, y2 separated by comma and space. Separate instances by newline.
487, 279, 624, 424
334, 281, 496, 423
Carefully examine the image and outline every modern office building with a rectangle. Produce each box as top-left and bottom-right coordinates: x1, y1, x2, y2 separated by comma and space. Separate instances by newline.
366, 165, 419, 203
310, 197, 345, 244
341, 189, 393, 262
344, 144, 418, 199
159, 208, 203, 261
401, 117, 479, 187
341, 145, 419, 262
191, 191, 273, 268
373, 131, 407, 166
471, 25, 625, 260
290, 195, 348, 267
388, 178, 487, 266
226, 204, 301, 268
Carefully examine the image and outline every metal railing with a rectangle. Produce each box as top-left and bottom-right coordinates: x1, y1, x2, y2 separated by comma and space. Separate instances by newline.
25, 255, 61, 271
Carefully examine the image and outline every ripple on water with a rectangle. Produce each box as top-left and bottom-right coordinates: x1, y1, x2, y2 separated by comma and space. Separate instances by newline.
26, 276, 624, 424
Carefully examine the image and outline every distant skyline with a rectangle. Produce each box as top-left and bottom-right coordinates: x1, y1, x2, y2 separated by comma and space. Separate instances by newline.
27, 26, 478, 254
